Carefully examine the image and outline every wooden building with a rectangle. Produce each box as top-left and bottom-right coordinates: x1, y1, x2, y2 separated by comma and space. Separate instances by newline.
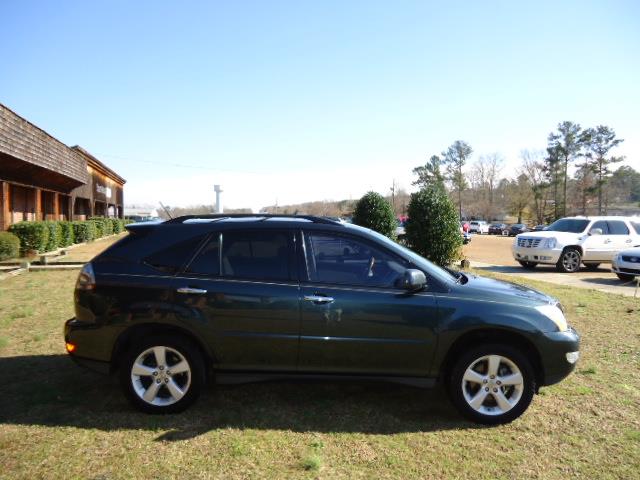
0, 103, 125, 230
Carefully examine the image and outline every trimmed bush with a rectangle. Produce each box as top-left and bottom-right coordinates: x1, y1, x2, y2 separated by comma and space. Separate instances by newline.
110, 218, 124, 234
91, 218, 105, 238
8, 221, 49, 254
352, 191, 397, 239
43, 221, 62, 252
0, 232, 20, 261
72, 221, 96, 243
59, 221, 74, 247
405, 186, 463, 266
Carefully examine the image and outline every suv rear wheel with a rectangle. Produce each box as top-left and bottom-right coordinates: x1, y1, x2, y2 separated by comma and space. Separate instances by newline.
448, 344, 535, 424
120, 334, 206, 413
556, 247, 582, 273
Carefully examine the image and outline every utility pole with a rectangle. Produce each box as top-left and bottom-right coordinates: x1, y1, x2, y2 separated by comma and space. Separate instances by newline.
390, 179, 396, 213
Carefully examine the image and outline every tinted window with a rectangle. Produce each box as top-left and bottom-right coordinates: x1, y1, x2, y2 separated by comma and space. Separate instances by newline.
590, 221, 609, 235
144, 235, 206, 273
631, 222, 640, 234
304, 233, 408, 288
221, 230, 292, 281
185, 234, 221, 276
546, 218, 590, 233
608, 221, 629, 235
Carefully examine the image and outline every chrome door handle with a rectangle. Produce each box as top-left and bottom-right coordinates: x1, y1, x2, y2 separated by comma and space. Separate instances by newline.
626, 239, 633, 243
304, 295, 334, 304
177, 287, 208, 294
604, 239, 612, 244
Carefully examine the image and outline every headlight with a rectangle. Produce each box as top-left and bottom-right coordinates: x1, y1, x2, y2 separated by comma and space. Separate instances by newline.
535, 304, 568, 332
543, 237, 557, 249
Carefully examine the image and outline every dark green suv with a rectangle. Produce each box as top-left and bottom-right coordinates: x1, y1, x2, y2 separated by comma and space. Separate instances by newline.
65, 214, 579, 424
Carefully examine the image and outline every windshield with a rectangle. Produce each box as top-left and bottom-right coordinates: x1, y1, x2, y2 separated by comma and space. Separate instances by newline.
546, 218, 590, 233
345, 224, 455, 285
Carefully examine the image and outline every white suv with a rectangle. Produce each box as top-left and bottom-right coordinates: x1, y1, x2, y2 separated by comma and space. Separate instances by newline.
469, 221, 489, 234
511, 216, 640, 273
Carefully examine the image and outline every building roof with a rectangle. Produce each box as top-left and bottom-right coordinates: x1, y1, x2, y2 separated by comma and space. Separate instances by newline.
0, 103, 89, 185
71, 146, 126, 184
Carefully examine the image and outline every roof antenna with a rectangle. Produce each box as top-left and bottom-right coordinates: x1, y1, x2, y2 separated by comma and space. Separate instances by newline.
159, 201, 173, 220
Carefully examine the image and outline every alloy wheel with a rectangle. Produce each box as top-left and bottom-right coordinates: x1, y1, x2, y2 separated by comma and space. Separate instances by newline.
461, 354, 524, 416
130, 346, 192, 406
562, 250, 581, 272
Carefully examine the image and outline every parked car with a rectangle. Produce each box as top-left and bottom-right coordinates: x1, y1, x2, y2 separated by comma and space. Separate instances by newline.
611, 246, 640, 282
66, 214, 579, 424
469, 221, 489, 234
509, 224, 529, 236
512, 216, 640, 272
489, 223, 509, 235
532, 225, 547, 232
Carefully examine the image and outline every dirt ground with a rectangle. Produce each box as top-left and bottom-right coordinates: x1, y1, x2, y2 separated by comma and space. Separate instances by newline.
463, 234, 518, 266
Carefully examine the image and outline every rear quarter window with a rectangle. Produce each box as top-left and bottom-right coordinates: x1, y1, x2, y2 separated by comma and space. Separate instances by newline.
144, 235, 207, 273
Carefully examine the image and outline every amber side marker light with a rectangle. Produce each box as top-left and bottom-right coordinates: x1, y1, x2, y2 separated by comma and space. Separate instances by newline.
66, 342, 76, 353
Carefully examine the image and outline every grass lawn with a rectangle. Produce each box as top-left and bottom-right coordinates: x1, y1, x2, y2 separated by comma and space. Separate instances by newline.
0, 270, 639, 479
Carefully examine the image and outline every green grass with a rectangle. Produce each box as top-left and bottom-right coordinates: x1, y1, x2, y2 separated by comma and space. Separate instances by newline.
1, 270, 639, 479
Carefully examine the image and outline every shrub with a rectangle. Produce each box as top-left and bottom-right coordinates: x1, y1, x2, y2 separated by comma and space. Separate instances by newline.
43, 221, 62, 252
8, 222, 49, 254
0, 232, 20, 261
110, 218, 124, 234
59, 221, 74, 247
405, 186, 462, 266
72, 221, 96, 243
91, 218, 105, 238
352, 191, 397, 239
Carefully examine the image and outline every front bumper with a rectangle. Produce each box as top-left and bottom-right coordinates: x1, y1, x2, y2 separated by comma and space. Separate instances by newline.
512, 246, 561, 265
611, 258, 640, 277
538, 326, 580, 386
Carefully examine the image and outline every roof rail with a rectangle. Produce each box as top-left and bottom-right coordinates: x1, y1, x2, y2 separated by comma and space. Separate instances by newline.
164, 213, 342, 225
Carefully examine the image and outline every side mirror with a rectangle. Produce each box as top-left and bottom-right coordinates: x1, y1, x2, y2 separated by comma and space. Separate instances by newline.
589, 228, 603, 236
401, 269, 427, 291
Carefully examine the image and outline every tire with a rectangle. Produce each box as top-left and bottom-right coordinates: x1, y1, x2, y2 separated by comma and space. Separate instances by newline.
120, 334, 206, 414
616, 273, 636, 282
556, 247, 582, 273
584, 263, 600, 271
448, 344, 536, 425
518, 261, 538, 270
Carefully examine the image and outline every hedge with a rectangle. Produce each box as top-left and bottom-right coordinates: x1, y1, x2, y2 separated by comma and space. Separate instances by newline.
8, 221, 49, 254
59, 221, 75, 247
0, 232, 20, 261
44, 221, 62, 252
72, 221, 96, 243
7, 218, 124, 256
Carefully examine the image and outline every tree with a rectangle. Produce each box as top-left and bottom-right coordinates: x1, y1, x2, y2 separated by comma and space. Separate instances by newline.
506, 174, 532, 223
520, 150, 551, 224
412, 155, 445, 190
352, 191, 397, 239
470, 153, 503, 220
405, 186, 462, 266
443, 140, 473, 218
546, 121, 586, 218
582, 125, 624, 214
572, 162, 596, 215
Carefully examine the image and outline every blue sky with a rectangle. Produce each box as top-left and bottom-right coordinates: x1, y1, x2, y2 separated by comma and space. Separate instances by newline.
1, 1, 639, 211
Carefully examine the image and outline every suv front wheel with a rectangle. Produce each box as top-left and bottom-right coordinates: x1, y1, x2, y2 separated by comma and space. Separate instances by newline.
556, 247, 582, 273
120, 334, 206, 413
448, 344, 535, 424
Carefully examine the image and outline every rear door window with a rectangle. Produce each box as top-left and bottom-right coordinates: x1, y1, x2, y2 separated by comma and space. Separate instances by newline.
185, 234, 221, 276
607, 221, 630, 235
631, 222, 640, 234
221, 230, 293, 281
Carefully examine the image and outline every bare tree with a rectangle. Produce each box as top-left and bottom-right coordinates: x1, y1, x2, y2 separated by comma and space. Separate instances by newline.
520, 149, 551, 224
